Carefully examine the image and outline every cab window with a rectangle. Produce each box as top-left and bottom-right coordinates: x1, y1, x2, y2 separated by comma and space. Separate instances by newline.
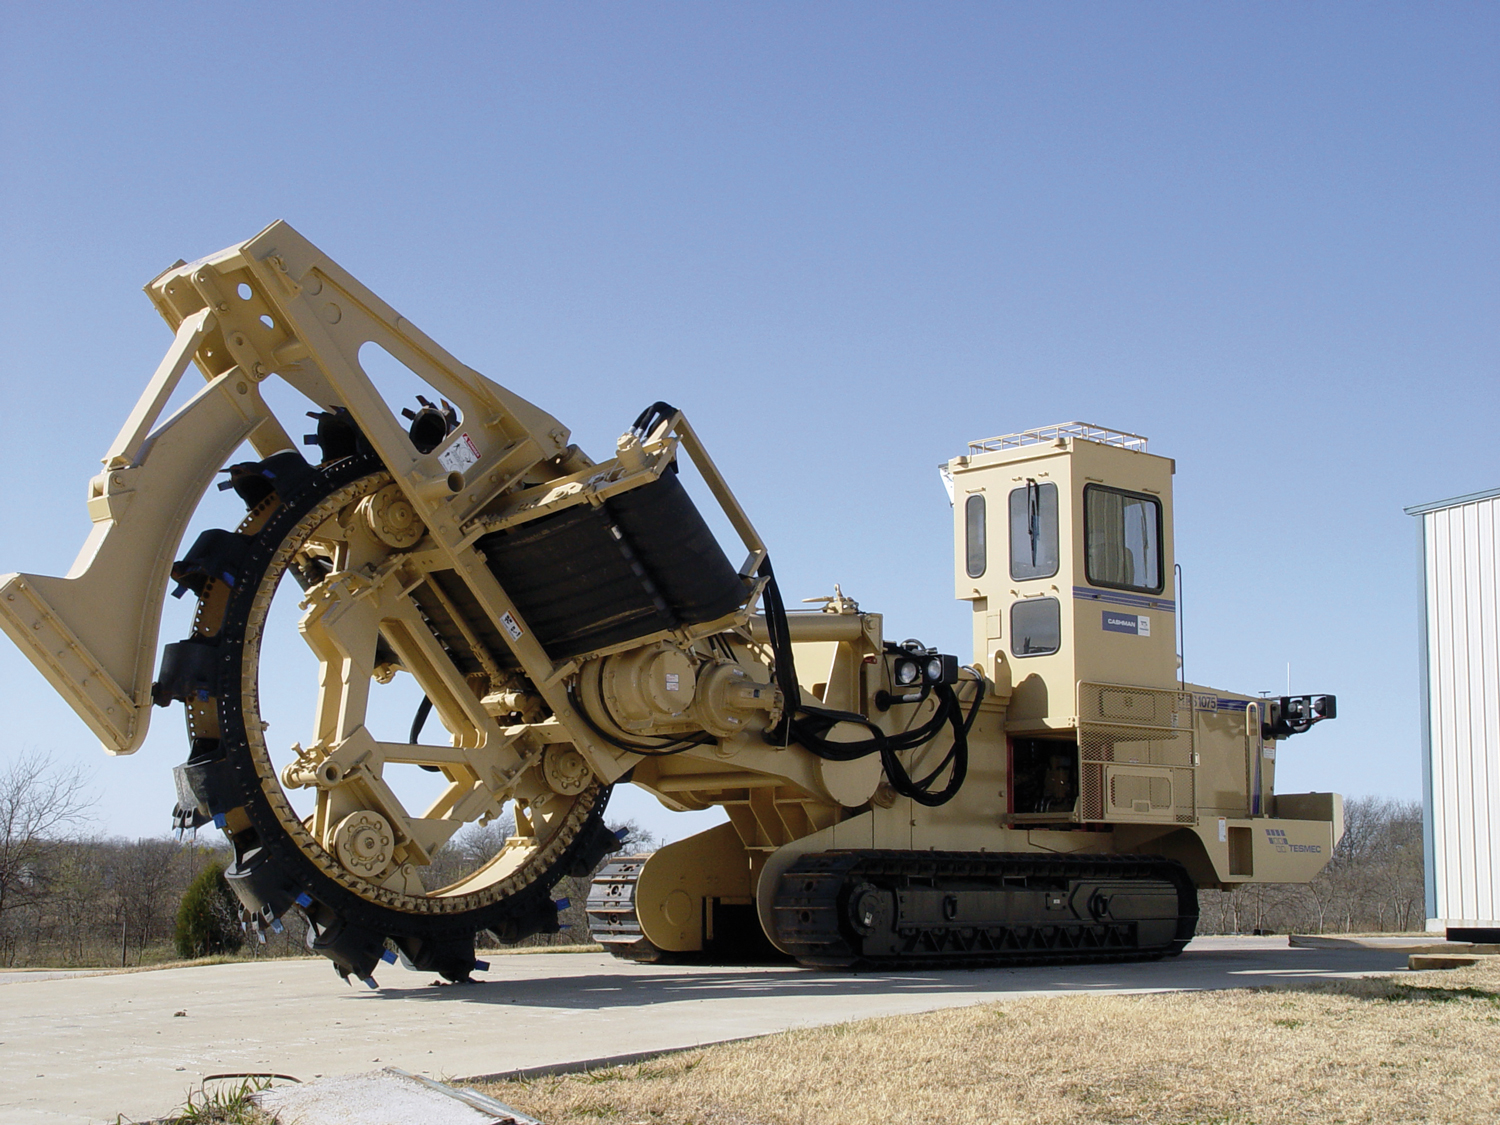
1084, 485, 1162, 593
1009, 481, 1058, 580
1011, 597, 1061, 657
964, 494, 986, 578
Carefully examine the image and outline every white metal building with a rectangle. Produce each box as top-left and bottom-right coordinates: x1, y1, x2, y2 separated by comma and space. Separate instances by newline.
1407, 486, 1500, 936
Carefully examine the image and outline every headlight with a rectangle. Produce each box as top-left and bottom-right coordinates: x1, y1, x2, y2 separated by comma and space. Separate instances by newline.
895, 659, 920, 686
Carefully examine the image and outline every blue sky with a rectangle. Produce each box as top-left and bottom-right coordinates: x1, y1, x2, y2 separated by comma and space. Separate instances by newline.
1, 2, 1495, 844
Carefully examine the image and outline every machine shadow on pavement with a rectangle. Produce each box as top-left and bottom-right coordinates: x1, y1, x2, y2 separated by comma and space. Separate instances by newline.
371, 943, 1413, 1010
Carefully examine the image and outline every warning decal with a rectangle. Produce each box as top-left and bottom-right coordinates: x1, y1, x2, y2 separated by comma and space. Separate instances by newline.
438, 432, 481, 475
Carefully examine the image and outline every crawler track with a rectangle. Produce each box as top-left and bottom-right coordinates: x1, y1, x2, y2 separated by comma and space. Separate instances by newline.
585, 855, 670, 962
586, 855, 789, 964
772, 850, 1198, 969
590, 848, 1197, 970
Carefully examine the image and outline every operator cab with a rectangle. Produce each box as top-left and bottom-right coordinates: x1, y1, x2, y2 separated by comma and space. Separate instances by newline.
947, 422, 1179, 714
946, 423, 1186, 826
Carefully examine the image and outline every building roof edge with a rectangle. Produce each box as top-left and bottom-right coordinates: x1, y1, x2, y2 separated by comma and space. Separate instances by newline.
1404, 485, 1500, 516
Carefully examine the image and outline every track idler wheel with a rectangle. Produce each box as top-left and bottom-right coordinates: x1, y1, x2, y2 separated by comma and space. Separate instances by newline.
845, 882, 894, 936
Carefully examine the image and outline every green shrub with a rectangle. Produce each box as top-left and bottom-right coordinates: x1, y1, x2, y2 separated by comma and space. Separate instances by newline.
174, 859, 244, 959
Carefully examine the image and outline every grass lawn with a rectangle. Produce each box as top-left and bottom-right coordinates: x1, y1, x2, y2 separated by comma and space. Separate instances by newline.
477, 959, 1500, 1125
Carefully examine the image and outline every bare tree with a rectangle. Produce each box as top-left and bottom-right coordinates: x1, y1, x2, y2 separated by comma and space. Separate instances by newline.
1197, 795, 1427, 936
48, 837, 107, 962
114, 837, 194, 959
1299, 865, 1341, 934
420, 815, 519, 892
0, 750, 94, 926
609, 819, 659, 853
423, 814, 652, 947
1364, 799, 1424, 932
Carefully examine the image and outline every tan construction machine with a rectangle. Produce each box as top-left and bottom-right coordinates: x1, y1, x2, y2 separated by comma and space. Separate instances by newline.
0, 223, 1343, 984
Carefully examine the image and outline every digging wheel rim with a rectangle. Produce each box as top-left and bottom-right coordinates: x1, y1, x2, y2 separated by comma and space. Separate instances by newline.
196, 452, 610, 943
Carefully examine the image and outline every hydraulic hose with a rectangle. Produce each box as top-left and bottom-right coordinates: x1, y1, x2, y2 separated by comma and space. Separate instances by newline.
757, 557, 984, 805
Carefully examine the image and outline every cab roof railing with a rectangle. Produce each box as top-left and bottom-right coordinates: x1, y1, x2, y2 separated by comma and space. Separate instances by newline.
968, 421, 1148, 455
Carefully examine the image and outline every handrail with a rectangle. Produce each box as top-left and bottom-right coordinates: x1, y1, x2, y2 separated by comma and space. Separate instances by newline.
968, 421, 1148, 455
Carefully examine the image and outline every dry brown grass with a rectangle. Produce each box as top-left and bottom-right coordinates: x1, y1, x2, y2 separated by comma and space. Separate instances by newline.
478, 960, 1500, 1124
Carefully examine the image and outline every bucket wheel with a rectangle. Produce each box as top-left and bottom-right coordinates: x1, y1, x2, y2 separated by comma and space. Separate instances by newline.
163, 448, 620, 982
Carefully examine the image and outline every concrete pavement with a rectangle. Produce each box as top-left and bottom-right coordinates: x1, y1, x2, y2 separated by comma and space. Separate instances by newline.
0, 936, 1410, 1125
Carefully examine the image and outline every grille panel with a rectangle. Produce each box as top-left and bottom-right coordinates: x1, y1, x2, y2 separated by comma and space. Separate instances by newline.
1077, 682, 1197, 826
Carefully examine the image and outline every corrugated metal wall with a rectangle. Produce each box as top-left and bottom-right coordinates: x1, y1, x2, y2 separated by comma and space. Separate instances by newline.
1417, 491, 1500, 929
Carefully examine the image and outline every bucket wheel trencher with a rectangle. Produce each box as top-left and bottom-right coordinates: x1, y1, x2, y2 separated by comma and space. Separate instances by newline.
166, 450, 620, 982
